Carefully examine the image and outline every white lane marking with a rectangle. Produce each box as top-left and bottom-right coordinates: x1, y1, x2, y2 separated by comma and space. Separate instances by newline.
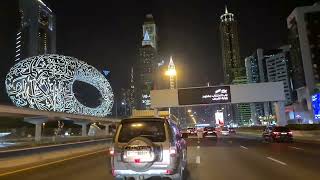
196, 156, 201, 164
240, 145, 248, 150
289, 146, 304, 151
0, 149, 106, 177
197, 146, 200, 149
267, 157, 287, 166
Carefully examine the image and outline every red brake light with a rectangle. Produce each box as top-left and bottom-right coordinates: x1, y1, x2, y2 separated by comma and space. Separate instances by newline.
165, 169, 173, 175
134, 159, 141, 164
273, 132, 280, 135
288, 131, 293, 135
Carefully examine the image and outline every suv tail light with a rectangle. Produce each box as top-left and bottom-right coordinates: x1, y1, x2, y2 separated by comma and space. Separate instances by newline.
169, 146, 177, 156
165, 169, 173, 175
109, 146, 115, 156
288, 131, 293, 135
272, 132, 280, 135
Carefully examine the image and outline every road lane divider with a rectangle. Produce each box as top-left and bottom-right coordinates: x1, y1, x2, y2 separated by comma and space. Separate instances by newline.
267, 157, 287, 166
289, 146, 304, 151
0, 149, 106, 177
240, 145, 248, 150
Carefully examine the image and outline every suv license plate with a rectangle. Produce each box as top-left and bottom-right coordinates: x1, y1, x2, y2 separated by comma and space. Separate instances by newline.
127, 151, 149, 157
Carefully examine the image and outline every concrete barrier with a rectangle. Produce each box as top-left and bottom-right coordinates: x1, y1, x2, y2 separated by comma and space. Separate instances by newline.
0, 138, 111, 168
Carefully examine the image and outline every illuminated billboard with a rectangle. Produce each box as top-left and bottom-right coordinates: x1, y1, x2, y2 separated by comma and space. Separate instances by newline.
178, 86, 231, 106
312, 93, 320, 120
215, 111, 224, 125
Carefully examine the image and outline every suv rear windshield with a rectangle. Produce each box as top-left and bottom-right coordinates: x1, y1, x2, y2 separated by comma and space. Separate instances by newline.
118, 121, 166, 143
273, 127, 290, 132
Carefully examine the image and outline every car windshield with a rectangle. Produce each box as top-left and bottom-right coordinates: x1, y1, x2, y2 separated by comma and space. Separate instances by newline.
273, 127, 290, 132
118, 121, 166, 143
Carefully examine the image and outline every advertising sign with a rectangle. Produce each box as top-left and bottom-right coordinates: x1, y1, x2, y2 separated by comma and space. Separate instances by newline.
215, 111, 224, 125
178, 86, 231, 106
312, 93, 320, 120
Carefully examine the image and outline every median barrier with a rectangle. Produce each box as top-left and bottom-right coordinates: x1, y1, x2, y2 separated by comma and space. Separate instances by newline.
0, 138, 111, 168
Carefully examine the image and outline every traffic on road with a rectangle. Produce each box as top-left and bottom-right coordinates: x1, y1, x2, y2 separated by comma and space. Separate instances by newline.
2, 119, 320, 180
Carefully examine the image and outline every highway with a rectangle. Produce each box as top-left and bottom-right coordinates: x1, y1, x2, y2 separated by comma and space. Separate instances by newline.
1, 134, 320, 180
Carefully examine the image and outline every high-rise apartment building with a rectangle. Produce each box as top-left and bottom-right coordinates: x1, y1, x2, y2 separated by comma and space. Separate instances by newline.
245, 47, 294, 123
265, 46, 293, 105
287, 2, 320, 122
16, 0, 56, 61
219, 6, 244, 84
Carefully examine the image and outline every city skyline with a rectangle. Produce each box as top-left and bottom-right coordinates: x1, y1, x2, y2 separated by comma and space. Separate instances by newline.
0, 0, 318, 104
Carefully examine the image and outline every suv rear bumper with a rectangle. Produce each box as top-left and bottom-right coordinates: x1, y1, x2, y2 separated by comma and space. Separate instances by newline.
114, 169, 179, 179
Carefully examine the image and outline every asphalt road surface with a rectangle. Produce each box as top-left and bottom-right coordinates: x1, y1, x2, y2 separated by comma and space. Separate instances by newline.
1, 134, 320, 180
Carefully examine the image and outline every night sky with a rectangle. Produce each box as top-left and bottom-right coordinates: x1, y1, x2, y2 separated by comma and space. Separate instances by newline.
0, 0, 317, 103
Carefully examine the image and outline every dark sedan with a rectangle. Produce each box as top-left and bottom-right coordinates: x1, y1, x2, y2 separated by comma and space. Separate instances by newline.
262, 126, 293, 143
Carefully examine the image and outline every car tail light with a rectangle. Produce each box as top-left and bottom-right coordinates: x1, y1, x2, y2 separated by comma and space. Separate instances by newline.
109, 146, 114, 156
169, 146, 177, 156
111, 168, 116, 176
273, 132, 280, 135
165, 169, 173, 175
288, 131, 293, 135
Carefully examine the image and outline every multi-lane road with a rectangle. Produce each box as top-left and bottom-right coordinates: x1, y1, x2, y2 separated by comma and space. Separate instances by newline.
1, 134, 320, 180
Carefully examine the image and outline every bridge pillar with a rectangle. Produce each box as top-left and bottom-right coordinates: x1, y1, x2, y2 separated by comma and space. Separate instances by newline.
274, 101, 286, 126
100, 123, 111, 136
24, 116, 48, 142
74, 121, 90, 137
106, 124, 110, 135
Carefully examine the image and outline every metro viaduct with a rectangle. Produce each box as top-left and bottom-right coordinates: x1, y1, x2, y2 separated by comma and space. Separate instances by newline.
0, 104, 120, 141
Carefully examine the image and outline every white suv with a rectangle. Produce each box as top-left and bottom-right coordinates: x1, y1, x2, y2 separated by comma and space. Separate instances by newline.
110, 118, 187, 180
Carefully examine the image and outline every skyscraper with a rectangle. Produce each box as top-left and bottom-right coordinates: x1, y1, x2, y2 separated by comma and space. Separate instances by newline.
166, 57, 177, 89
142, 14, 158, 50
245, 47, 294, 123
287, 2, 320, 122
219, 6, 244, 84
232, 76, 252, 125
265, 46, 293, 105
136, 24, 158, 109
16, 0, 56, 61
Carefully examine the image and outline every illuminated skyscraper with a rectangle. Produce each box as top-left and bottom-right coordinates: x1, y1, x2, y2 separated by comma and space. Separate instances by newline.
142, 14, 158, 50
166, 57, 177, 89
16, 0, 56, 61
219, 6, 244, 84
136, 30, 157, 109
